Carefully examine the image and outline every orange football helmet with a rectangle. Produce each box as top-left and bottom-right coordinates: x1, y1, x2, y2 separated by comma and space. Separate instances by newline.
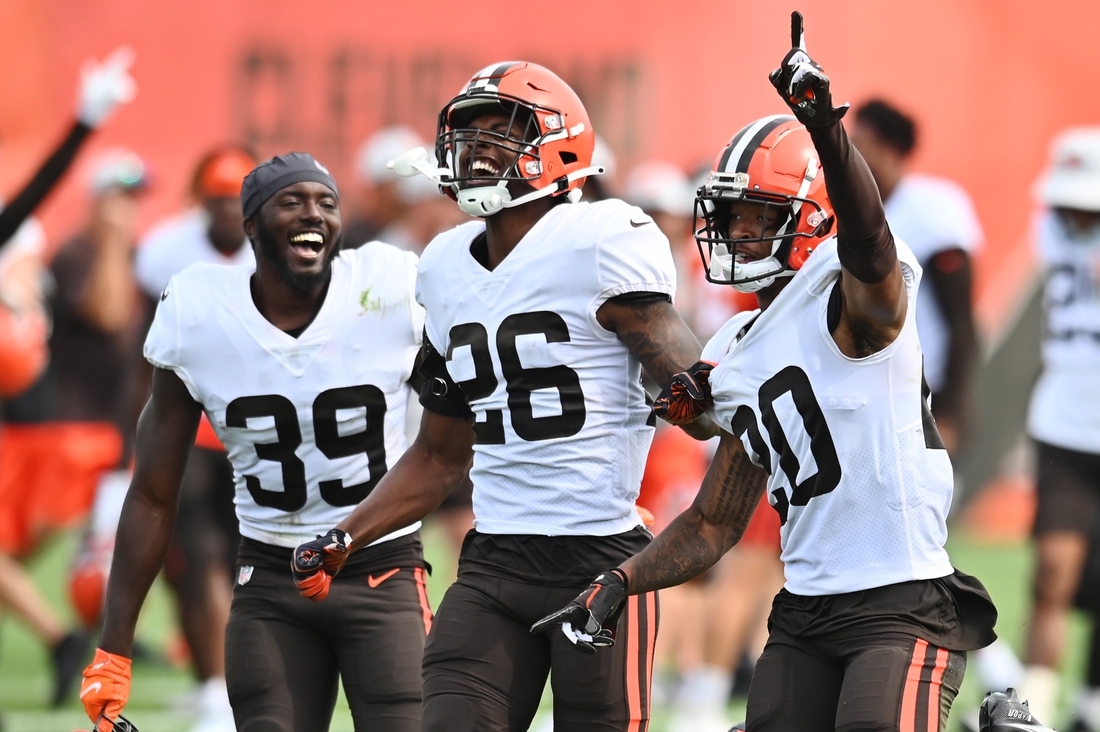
434, 62, 603, 217
695, 115, 835, 292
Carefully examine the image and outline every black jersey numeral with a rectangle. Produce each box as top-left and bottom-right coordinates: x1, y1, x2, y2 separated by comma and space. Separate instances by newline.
447, 311, 587, 445
313, 385, 390, 506
729, 366, 841, 525
225, 385, 389, 512
226, 395, 308, 512
447, 323, 506, 444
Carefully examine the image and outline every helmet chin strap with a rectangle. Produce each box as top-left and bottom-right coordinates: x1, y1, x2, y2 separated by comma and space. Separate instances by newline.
454, 165, 605, 218
386, 147, 604, 218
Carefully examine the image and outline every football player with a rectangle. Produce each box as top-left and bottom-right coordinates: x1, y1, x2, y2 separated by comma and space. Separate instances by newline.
534, 14, 998, 732
1018, 127, 1100, 727
79, 153, 432, 732
295, 62, 714, 730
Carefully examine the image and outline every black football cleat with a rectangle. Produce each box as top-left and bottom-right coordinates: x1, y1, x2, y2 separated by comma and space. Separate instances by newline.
979, 688, 1056, 731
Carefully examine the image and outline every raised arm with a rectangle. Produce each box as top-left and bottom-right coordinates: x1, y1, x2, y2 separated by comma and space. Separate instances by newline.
770, 12, 907, 357
0, 47, 135, 246
83, 367, 202, 724
596, 295, 721, 439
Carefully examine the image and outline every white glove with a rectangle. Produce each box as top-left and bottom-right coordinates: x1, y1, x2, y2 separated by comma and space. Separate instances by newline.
77, 47, 137, 128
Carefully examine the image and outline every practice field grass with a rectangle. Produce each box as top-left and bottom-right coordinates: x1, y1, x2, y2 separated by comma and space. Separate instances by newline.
0, 523, 1089, 732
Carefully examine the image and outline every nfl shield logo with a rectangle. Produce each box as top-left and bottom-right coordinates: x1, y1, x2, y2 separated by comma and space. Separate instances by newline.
237, 565, 254, 586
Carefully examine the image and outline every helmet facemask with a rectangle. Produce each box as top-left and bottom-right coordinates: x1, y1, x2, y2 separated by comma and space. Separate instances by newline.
438, 95, 558, 216
694, 170, 829, 293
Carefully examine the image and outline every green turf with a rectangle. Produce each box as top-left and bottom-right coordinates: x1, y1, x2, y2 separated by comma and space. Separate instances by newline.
0, 523, 1090, 731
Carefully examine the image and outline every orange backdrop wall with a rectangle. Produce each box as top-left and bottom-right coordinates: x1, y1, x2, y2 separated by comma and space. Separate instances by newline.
1, 0, 1098, 327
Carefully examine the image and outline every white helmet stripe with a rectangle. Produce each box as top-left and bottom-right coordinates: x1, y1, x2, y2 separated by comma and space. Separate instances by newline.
719, 114, 793, 173
468, 61, 522, 93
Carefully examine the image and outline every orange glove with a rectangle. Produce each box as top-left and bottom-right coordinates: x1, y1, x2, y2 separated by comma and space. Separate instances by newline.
80, 648, 131, 725
653, 361, 717, 425
292, 529, 351, 602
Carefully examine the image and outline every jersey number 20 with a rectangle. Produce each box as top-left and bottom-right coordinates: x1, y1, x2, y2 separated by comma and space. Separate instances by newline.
448, 311, 586, 444
225, 385, 388, 512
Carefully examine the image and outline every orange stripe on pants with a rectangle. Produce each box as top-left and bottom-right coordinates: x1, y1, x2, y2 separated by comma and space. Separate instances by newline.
900, 638, 928, 732
414, 567, 433, 635
626, 595, 643, 732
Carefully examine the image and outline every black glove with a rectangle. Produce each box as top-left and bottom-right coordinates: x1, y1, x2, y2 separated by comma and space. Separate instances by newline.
292, 528, 351, 602
653, 360, 716, 425
530, 569, 629, 654
768, 11, 849, 128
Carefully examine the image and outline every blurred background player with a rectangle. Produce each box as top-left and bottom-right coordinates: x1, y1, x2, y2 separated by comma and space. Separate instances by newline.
343, 126, 466, 253
1017, 127, 1100, 728
125, 145, 257, 731
0, 47, 135, 708
849, 99, 983, 456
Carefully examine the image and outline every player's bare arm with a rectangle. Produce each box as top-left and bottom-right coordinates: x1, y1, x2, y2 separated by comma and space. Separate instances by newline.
99, 368, 201, 655
335, 408, 474, 549
83, 367, 201, 722
531, 430, 764, 648
596, 296, 720, 439
771, 12, 907, 358
620, 431, 766, 592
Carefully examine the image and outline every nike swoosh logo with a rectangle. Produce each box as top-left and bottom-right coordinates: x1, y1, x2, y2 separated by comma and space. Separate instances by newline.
160, 288, 169, 301
80, 681, 103, 698
629, 219, 652, 228
367, 568, 400, 588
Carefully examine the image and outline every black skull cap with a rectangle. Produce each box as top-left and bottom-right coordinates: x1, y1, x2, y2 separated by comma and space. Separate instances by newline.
241, 152, 339, 218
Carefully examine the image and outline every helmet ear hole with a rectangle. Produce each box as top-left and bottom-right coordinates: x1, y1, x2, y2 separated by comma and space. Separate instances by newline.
559, 151, 578, 166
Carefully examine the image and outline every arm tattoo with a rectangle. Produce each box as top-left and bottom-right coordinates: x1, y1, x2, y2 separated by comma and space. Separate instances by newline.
599, 299, 702, 385
624, 434, 768, 594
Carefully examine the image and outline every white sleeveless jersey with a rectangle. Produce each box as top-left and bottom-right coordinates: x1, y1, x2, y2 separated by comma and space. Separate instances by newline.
144, 243, 425, 548
416, 199, 677, 536
705, 237, 954, 596
1027, 211, 1100, 453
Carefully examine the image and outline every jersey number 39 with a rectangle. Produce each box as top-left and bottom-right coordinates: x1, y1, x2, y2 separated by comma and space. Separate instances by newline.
225, 385, 388, 512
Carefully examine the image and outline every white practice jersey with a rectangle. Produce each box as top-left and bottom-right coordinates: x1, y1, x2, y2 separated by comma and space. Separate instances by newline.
416, 199, 677, 536
144, 243, 424, 547
704, 237, 954, 596
136, 209, 254, 298
884, 174, 983, 394
1028, 211, 1100, 454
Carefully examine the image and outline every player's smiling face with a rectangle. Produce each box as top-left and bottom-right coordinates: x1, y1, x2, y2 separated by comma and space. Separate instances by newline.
247, 181, 342, 292
723, 200, 785, 262
457, 111, 533, 188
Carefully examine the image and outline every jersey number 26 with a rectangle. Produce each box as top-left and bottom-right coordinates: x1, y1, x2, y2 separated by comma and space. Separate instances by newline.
448, 311, 586, 444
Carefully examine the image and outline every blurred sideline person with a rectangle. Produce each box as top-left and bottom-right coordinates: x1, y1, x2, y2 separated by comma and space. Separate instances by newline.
1018, 127, 1100, 728
127, 145, 257, 730
0, 48, 135, 708
299, 61, 715, 731
344, 127, 467, 253
849, 100, 982, 456
81, 153, 432, 732
535, 17, 998, 731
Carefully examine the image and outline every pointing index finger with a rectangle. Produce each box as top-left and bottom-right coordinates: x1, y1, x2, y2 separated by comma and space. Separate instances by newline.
791, 11, 806, 51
